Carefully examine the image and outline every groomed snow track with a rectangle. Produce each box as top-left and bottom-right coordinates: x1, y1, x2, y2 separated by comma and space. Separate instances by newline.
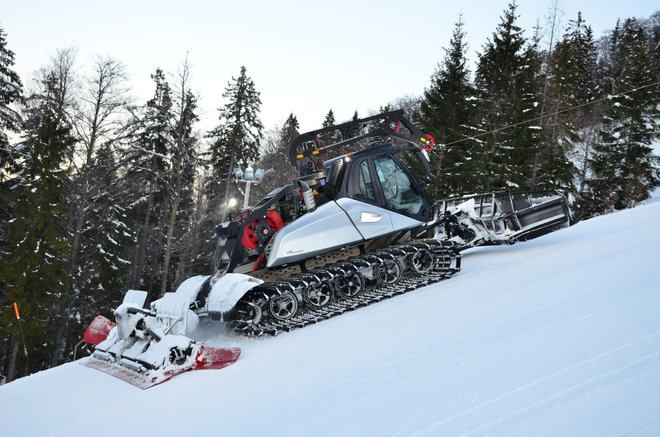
232, 240, 461, 336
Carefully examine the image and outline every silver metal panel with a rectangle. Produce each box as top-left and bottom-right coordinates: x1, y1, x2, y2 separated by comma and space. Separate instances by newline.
267, 201, 364, 267
389, 208, 425, 231
336, 198, 424, 239
335, 197, 394, 239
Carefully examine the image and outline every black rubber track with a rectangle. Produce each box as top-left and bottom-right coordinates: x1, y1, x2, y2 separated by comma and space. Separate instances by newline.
232, 240, 461, 336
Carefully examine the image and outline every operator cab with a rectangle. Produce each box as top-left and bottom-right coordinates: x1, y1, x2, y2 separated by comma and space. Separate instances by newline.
319, 144, 433, 222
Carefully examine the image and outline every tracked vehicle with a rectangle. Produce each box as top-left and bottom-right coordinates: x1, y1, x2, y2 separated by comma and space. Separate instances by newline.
84, 110, 573, 387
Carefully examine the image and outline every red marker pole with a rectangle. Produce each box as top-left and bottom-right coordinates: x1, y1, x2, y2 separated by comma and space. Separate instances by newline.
13, 302, 29, 361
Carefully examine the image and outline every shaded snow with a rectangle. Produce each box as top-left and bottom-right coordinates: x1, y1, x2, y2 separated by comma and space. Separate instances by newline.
1, 196, 660, 436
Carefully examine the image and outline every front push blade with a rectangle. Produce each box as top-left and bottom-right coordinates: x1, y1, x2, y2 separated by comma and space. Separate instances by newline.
84, 346, 241, 389
83, 315, 116, 345
196, 345, 242, 369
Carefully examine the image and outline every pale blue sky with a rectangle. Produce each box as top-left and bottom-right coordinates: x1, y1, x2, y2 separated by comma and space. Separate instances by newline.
2, 0, 657, 132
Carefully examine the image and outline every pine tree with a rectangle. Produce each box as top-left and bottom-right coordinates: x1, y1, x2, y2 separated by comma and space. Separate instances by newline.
281, 113, 301, 147
519, 28, 546, 187
600, 20, 625, 96
0, 30, 23, 364
420, 16, 480, 198
553, 13, 603, 201
0, 71, 75, 381
0, 25, 23, 183
647, 12, 660, 80
589, 18, 659, 212
322, 109, 335, 128
315, 109, 340, 151
72, 143, 135, 324
475, 1, 542, 192
173, 174, 211, 280
51, 56, 132, 363
207, 66, 263, 220
535, 42, 577, 193
158, 59, 200, 295
255, 113, 300, 197
122, 69, 173, 298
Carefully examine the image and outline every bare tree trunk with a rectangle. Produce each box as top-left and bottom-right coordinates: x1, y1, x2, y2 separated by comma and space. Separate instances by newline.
52, 57, 128, 365
178, 183, 206, 281
131, 182, 155, 289
577, 126, 596, 195
159, 175, 182, 295
531, 0, 561, 186
159, 56, 196, 295
6, 340, 19, 382
32, 47, 79, 366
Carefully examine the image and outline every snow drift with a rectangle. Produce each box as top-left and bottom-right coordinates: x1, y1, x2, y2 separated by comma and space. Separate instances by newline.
1, 194, 659, 436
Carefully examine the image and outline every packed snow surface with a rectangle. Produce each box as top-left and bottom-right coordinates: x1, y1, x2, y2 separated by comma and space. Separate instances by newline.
2, 195, 660, 436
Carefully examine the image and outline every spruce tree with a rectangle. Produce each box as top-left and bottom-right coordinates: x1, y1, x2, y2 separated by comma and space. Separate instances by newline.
317, 108, 339, 149
282, 113, 301, 147
0, 29, 23, 355
256, 113, 300, 196
0, 72, 74, 380
72, 143, 135, 323
554, 13, 603, 201
322, 109, 335, 128
420, 16, 480, 198
589, 18, 659, 212
532, 14, 602, 194
122, 69, 173, 297
0, 25, 23, 182
475, 1, 542, 192
207, 66, 263, 219
600, 20, 625, 96
647, 12, 660, 80
158, 59, 200, 295
54, 56, 131, 363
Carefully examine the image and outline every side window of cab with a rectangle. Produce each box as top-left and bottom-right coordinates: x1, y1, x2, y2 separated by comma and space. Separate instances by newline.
373, 155, 424, 216
349, 160, 377, 202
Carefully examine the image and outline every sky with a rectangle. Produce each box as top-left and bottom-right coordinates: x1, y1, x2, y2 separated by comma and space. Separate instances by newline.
2, 0, 658, 133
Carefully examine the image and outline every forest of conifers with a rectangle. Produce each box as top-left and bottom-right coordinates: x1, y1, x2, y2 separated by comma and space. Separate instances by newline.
0, 3, 658, 381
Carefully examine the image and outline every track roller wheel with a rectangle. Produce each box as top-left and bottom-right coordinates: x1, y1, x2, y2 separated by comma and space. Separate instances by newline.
269, 292, 298, 320
375, 255, 403, 285
301, 273, 333, 308
235, 294, 265, 326
336, 271, 364, 298
410, 248, 435, 274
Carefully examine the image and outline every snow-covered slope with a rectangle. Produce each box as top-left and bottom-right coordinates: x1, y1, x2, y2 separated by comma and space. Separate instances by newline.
1, 196, 660, 436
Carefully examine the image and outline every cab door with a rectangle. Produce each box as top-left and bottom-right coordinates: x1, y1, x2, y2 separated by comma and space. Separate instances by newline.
338, 154, 431, 240
337, 159, 394, 239
370, 154, 432, 223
